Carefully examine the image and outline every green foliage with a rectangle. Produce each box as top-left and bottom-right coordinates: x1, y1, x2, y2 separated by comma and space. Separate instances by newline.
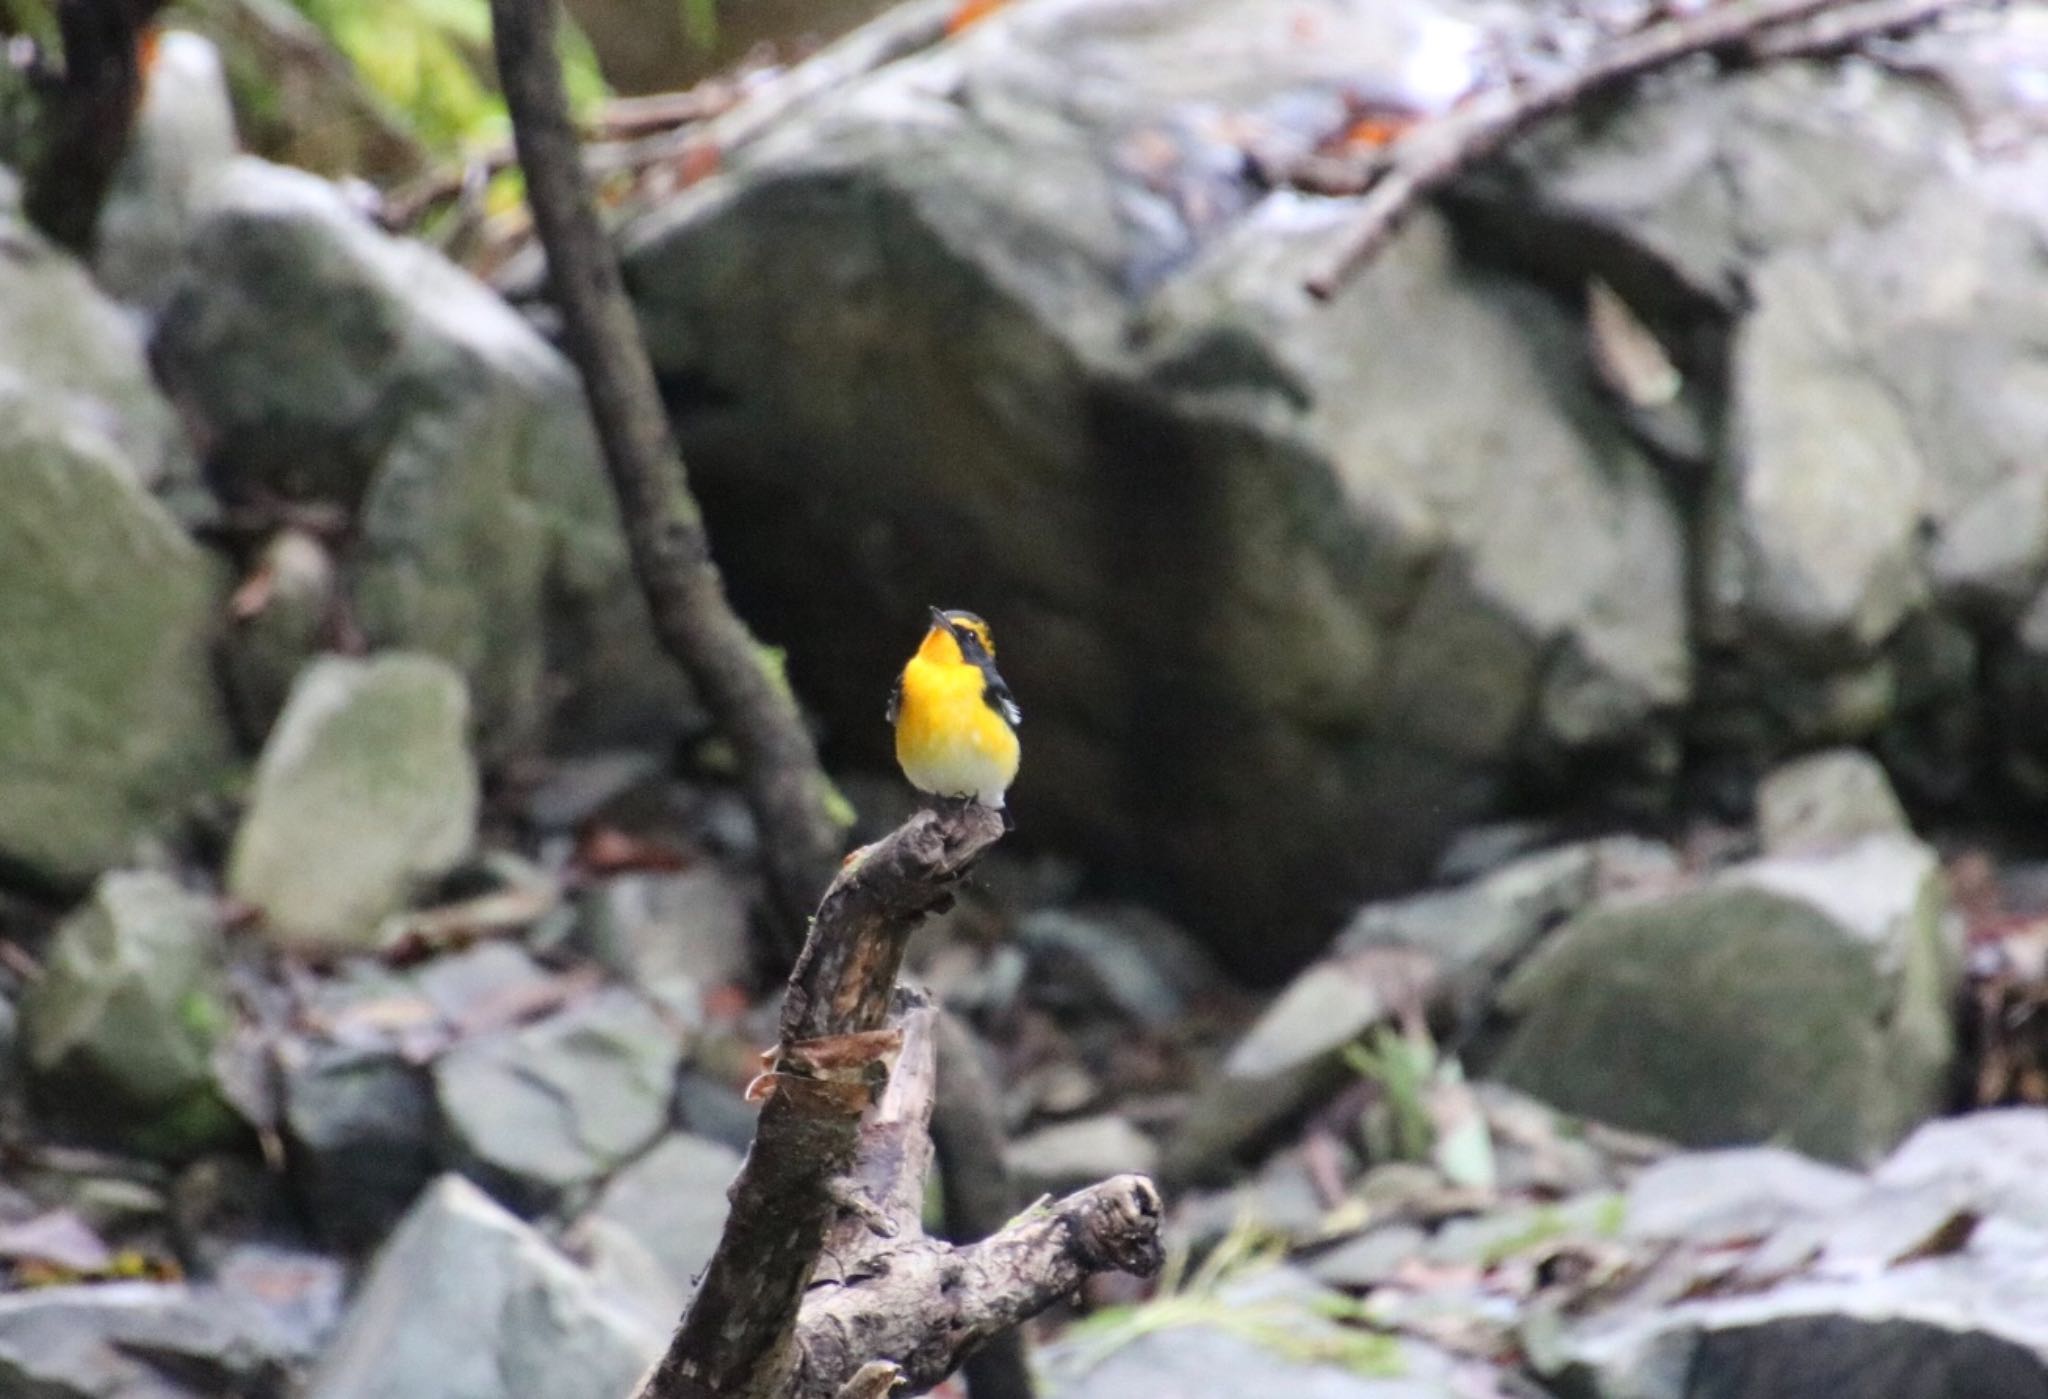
679, 0, 716, 49
0, 0, 57, 47
285, 0, 607, 153
1345, 1025, 1498, 1192
1061, 1218, 1404, 1378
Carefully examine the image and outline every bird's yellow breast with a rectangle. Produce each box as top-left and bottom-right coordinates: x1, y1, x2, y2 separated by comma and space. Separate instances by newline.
894, 656, 1020, 807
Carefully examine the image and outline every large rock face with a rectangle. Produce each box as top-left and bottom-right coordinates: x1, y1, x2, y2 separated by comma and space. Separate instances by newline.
0, 205, 230, 885
152, 157, 693, 753
1464, 25, 2048, 800
617, 0, 1692, 969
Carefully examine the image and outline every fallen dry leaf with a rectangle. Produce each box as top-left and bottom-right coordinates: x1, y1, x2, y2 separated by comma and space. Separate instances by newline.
1588, 279, 1682, 408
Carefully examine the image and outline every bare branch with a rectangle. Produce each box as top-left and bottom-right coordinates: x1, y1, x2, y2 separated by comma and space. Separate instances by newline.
1301, 0, 1988, 299
790, 1176, 1166, 1397
635, 806, 1006, 1399
488, 0, 847, 948
1745, 0, 1982, 59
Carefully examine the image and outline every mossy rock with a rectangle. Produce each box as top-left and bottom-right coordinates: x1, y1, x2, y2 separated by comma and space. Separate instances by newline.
20, 871, 241, 1157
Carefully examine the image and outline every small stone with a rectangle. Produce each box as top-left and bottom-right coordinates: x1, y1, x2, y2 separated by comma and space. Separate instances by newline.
575, 1133, 741, 1301
435, 988, 682, 1210
1006, 1115, 1159, 1198
1306, 1224, 1428, 1290
1877, 1109, 2048, 1231
211, 1242, 349, 1361
281, 1039, 440, 1249
1626, 1146, 1866, 1244
21, 872, 238, 1157
576, 866, 754, 1012
1755, 747, 1911, 855
228, 654, 480, 950
305, 1176, 661, 1399
1014, 905, 1221, 1028
0, 1281, 294, 1398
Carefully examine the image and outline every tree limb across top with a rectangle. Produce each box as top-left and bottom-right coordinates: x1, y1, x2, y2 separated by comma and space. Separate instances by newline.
1296, 0, 1994, 300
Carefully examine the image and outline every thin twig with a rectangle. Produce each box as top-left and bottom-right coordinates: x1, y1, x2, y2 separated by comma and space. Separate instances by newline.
1747, 0, 1985, 58
607, 0, 955, 172
489, 0, 848, 948
378, 83, 744, 231
1301, 0, 1985, 299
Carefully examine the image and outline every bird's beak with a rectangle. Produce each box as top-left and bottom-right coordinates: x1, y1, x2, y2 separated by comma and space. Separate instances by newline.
928, 605, 949, 632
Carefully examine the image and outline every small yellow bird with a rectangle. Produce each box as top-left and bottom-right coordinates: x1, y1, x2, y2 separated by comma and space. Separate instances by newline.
888, 607, 1021, 810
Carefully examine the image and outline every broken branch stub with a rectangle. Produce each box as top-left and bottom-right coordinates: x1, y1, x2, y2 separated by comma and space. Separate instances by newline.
637, 805, 1006, 1399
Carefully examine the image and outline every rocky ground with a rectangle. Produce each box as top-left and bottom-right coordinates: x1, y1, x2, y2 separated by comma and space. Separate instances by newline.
8, 0, 2048, 1396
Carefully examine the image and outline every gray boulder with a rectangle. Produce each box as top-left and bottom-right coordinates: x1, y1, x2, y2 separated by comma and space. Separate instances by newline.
305, 1175, 662, 1399
1474, 23, 2048, 781
434, 988, 682, 1210
152, 156, 692, 754
0, 208, 229, 885
1484, 835, 1957, 1163
613, 0, 1688, 969
228, 654, 479, 950
20, 872, 239, 1157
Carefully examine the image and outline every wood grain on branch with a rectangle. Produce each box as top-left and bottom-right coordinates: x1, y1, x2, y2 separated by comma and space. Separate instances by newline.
1300, 0, 1987, 299
489, 0, 847, 949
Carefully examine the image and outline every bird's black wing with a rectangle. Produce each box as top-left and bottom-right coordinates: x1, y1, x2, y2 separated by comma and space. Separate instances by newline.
981, 668, 1022, 727
886, 672, 903, 726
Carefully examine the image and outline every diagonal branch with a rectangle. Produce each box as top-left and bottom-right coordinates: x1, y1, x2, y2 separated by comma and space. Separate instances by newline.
1299, 0, 1988, 299
488, 0, 847, 948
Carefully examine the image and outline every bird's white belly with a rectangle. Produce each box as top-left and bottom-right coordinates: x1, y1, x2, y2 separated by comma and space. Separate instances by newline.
901, 735, 1011, 808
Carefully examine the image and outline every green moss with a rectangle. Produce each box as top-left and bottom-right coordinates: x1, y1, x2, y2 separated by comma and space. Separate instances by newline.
126, 1088, 244, 1160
